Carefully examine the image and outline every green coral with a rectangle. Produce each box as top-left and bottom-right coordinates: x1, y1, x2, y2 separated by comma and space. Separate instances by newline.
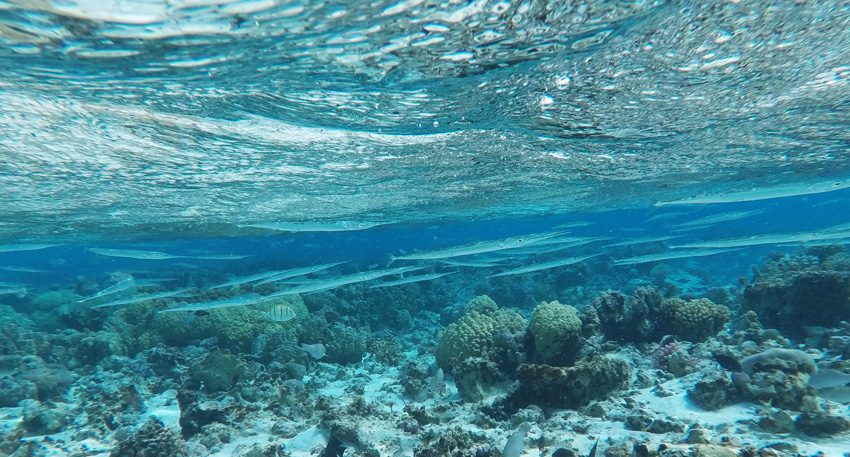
657, 298, 729, 342
151, 301, 305, 351
435, 311, 495, 373
435, 295, 527, 375
187, 350, 246, 393
528, 300, 582, 365
259, 294, 308, 319
465, 295, 498, 315
325, 324, 368, 364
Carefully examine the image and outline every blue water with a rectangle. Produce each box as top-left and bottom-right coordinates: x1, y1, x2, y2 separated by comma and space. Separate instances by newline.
3, 1, 850, 456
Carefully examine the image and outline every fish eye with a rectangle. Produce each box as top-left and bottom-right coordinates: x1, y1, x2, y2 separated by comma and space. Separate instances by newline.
516, 238, 525, 244
835, 182, 842, 187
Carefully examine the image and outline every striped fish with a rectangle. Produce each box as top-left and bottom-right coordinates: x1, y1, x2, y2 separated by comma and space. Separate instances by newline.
263, 304, 297, 322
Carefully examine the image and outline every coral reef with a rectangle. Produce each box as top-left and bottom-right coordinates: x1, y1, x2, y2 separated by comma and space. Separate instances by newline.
586, 287, 659, 343
435, 295, 526, 375
656, 297, 729, 343
528, 300, 582, 365
187, 350, 246, 393
743, 249, 850, 335
110, 418, 187, 457
494, 356, 632, 412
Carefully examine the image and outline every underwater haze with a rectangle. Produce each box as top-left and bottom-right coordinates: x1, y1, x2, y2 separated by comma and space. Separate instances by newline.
2, 1, 850, 456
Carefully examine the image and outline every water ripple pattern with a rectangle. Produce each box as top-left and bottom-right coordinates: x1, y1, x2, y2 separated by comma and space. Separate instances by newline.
1, 0, 850, 239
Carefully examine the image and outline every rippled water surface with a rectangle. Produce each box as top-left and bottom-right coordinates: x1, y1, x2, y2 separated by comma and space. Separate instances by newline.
2, 0, 850, 240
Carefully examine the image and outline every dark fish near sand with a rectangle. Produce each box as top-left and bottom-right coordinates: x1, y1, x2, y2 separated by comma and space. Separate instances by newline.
713, 353, 743, 372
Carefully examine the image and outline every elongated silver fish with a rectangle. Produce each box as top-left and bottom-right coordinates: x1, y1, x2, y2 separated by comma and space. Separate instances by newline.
0, 287, 27, 295
88, 248, 187, 260
646, 212, 688, 222
614, 249, 736, 265
253, 261, 347, 286
78, 277, 158, 303
391, 232, 566, 262
189, 254, 252, 260
159, 293, 262, 312
671, 210, 764, 230
605, 235, 679, 248
91, 288, 194, 308
439, 260, 503, 268
0, 281, 25, 288
489, 254, 599, 278
0, 266, 48, 273
553, 221, 593, 229
671, 227, 850, 250
499, 237, 610, 256
241, 221, 388, 232
264, 266, 425, 298
656, 179, 850, 206
369, 272, 454, 289
0, 244, 58, 253
209, 269, 293, 290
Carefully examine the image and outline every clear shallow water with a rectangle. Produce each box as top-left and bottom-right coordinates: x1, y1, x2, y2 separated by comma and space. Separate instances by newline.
3, 2, 850, 456
2, 0, 850, 240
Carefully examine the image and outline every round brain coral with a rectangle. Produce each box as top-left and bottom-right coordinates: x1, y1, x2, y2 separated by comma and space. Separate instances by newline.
658, 297, 729, 342
528, 300, 582, 365
435, 311, 496, 373
465, 295, 499, 315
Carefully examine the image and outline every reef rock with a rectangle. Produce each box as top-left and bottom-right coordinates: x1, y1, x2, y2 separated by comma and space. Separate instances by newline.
494, 356, 631, 413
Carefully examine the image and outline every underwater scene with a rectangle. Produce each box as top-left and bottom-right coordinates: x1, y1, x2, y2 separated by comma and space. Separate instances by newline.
3, 1, 850, 456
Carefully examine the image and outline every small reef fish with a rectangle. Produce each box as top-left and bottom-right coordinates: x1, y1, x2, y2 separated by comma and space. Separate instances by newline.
489, 254, 599, 278
502, 422, 532, 457
0, 266, 48, 273
605, 235, 679, 248
88, 248, 187, 260
299, 343, 326, 360
265, 266, 425, 298
712, 353, 743, 372
91, 288, 194, 308
159, 294, 262, 313
614, 249, 735, 266
253, 261, 347, 286
263, 304, 298, 322
209, 269, 293, 290
241, 221, 388, 232
369, 272, 454, 289
671, 226, 850, 250
671, 210, 764, 230
808, 369, 850, 390
0, 243, 58, 253
391, 232, 566, 262
655, 179, 850, 206
78, 278, 164, 303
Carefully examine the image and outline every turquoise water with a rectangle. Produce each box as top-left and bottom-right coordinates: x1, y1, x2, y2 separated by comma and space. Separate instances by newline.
2, 2, 850, 456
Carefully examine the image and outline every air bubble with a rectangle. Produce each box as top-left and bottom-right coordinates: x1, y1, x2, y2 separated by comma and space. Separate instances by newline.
556, 76, 571, 90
